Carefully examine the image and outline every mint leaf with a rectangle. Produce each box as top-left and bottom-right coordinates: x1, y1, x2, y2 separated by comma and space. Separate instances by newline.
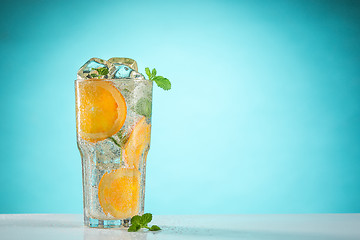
131, 215, 142, 225
144, 67, 171, 90
141, 213, 153, 225
134, 98, 152, 118
152, 68, 157, 78
149, 225, 161, 231
128, 213, 160, 232
145, 67, 151, 79
107, 130, 129, 148
97, 67, 109, 76
118, 131, 130, 147
153, 76, 171, 90
128, 224, 141, 232
108, 136, 121, 148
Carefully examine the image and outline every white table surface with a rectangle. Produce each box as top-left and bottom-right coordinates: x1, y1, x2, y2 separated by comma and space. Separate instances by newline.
0, 214, 359, 240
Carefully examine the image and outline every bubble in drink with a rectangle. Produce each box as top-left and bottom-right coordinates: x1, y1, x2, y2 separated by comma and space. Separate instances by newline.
77, 58, 116, 79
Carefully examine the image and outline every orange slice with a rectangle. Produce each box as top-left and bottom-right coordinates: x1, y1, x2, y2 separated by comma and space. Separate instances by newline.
76, 80, 127, 142
98, 168, 140, 219
123, 117, 151, 168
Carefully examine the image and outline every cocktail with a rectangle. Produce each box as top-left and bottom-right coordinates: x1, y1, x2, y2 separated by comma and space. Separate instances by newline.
75, 57, 170, 228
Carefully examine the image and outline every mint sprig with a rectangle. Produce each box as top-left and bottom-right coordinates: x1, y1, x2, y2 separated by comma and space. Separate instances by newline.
108, 130, 129, 148
90, 67, 109, 78
134, 98, 152, 118
149, 225, 161, 231
128, 213, 161, 232
145, 67, 171, 91
97, 67, 109, 75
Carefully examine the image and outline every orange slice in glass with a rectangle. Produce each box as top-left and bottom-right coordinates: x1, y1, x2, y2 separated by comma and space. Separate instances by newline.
76, 80, 127, 142
98, 168, 140, 219
122, 117, 151, 168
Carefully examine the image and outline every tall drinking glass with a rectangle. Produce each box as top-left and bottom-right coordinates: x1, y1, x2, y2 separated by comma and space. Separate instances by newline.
75, 78, 153, 228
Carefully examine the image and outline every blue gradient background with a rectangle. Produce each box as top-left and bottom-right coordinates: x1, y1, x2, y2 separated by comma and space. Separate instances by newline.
1, 0, 359, 214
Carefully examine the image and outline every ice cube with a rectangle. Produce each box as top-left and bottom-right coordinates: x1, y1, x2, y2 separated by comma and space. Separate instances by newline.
112, 65, 145, 79
77, 58, 116, 79
114, 64, 133, 78
94, 139, 123, 170
130, 70, 145, 79
108, 57, 145, 79
108, 57, 138, 71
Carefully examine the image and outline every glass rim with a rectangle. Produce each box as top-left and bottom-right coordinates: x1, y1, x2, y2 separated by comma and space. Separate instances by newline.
75, 78, 151, 82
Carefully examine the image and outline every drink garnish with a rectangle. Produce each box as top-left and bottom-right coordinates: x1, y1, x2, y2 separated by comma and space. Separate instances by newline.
134, 98, 152, 118
145, 67, 171, 90
89, 66, 171, 90
76, 80, 127, 142
98, 168, 141, 218
90, 67, 109, 78
128, 213, 161, 232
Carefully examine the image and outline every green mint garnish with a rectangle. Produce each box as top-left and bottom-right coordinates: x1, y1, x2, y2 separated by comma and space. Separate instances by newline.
153, 76, 171, 90
90, 67, 109, 78
128, 213, 161, 232
149, 225, 161, 231
108, 136, 121, 148
96, 67, 109, 75
117, 130, 130, 147
145, 68, 151, 78
107, 130, 129, 148
141, 213, 152, 224
134, 98, 152, 118
130, 215, 142, 225
128, 224, 141, 232
145, 67, 171, 91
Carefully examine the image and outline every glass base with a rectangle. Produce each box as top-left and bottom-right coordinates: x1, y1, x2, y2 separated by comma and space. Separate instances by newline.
85, 217, 131, 228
